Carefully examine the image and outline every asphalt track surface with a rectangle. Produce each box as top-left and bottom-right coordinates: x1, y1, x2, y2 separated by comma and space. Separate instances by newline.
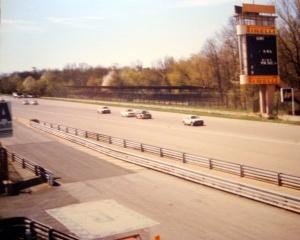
7, 96, 300, 175
1, 121, 300, 240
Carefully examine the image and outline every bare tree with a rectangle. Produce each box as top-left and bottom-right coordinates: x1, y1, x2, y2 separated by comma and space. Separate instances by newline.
277, 0, 300, 87
202, 39, 225, 104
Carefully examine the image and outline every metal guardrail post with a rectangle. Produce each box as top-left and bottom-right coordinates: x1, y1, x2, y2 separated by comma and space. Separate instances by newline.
75, 129, 78, 136
240, 165, 244, 177
97, 134, 99, 141
160, 148, 163, 157
39, 167, 46, 179
209, 159, 213, 169
66, 127, 69, 133
48, 174, 54, 186
141, 144, 144, 152
109, 136, 112, 144
123, 140, 127, 148
11, 153, 15, 162
277, 173, 282, 186
182, 153, 186, 163
58, 125, 60, 130
48, 229, 54, 239
34, 165, 39, 176
85, 131, 88, 138
22, 159, 26, 169
29, 221, 36, 238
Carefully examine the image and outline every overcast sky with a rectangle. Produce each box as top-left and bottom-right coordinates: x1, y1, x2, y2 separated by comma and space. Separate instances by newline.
0, 0, 271, 73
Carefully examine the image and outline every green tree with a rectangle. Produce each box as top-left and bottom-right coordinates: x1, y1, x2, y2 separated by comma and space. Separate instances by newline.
23, 76, 37, 93
86, 77, 102, 86
40, 71, 67, 96
102, 70, 123, 86
0, 74, 23, 93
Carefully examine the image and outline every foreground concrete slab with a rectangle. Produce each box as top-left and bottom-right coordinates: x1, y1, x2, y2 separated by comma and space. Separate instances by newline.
47, 199, 158, 240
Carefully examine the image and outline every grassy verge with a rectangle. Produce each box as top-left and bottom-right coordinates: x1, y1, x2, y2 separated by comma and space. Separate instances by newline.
43, 97, 300, 125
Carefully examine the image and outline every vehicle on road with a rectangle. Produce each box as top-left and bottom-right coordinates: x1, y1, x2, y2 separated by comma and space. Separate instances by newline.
12, 92, 19, 98
29, 99, 38, 105
120, 109, 136, 117
97, 106, 111, 114
22, 99, 29, 105
136, 110, 152, 119
182, 115, 204, 126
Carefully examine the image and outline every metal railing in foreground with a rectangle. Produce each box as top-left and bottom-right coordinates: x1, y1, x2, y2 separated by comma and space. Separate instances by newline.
31, 120, 300, 214
0, 217, 144, 240
30, 120, 300, 190
0, 217, 79, 240
6, 149, 55, 186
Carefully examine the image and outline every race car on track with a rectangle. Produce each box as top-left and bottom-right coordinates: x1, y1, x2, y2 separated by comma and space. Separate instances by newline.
22, 99, 29, 105
97, 106, 111, 114
136, 110, 152, 119
120, 109, 136, 117
182, 115, 204, 126
29, 100, 38, 105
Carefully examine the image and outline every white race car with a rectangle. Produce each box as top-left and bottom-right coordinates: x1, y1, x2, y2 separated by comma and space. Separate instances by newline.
120, 109, 136, 117
29, 100, 38, 105
136, 110, 152, 119
97, 106, 111, 114
22, 99, 29, 105
12, 92, 19, 98
182, 115, 204, 126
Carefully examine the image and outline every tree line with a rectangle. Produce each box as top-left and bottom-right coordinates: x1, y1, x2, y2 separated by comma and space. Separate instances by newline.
0, 0, 299, 110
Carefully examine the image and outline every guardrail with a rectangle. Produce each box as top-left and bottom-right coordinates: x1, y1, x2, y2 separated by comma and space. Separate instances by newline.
30, 120, 300, 214
0, 217, 79, 240
6, 150, 55, 186
30, 120, 300, 190
0, 217, 142, 240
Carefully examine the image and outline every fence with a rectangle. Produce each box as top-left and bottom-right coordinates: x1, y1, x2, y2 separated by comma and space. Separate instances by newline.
0, 217, 79, 240
0, 217, 142, 240
30, 120, 300, 214
6, 149, 55, 186
30, 120, 300, 190
66, 85, 226, 108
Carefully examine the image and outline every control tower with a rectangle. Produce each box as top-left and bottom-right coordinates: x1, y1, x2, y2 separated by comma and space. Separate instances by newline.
235, 3, 279, 116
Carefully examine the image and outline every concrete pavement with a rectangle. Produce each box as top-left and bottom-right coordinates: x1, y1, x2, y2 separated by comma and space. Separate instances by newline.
6, 96, 300, 175
1, 122, 300, 240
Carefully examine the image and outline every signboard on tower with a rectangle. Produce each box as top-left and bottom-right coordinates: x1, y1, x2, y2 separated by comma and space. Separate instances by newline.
247, 35, 278, 76
235, 3, 280, 85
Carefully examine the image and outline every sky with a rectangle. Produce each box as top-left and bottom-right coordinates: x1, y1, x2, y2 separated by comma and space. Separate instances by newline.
0, 0, 271, 73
